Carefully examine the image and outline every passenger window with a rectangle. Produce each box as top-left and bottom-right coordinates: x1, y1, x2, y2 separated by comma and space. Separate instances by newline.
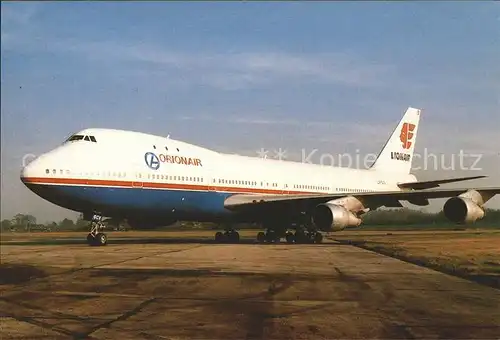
46, 169, 49, 174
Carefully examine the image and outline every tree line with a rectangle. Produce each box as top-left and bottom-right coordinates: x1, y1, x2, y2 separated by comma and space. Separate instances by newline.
1, 208, 499, 233
1, 213, 89, 232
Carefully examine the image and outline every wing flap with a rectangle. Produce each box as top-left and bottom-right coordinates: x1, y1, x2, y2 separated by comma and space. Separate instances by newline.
397, 176, 487, 190
224, 187, 500, 211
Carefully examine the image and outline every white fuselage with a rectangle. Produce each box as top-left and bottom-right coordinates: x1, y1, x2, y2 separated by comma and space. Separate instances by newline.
20, 128, 416, 226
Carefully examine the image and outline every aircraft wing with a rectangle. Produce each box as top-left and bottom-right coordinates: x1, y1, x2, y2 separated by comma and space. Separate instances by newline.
223, 187, 500, 212
397, 175, 487, 190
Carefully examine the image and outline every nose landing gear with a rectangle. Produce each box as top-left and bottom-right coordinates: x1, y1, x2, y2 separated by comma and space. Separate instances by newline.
87, 214, 108, 246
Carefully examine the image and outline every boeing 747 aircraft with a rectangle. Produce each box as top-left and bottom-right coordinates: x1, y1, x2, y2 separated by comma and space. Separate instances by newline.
20, 107, 499, 246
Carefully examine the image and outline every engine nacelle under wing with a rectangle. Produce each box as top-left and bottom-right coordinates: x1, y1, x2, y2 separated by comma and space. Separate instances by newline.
312, 203, 362, 231
443, 190, 485, 224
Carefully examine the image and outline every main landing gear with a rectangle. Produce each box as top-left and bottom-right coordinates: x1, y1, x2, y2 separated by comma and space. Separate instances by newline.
212, 225, 324, 245
257, 229, 280, 243
87, 214, 108, 246
214, 229, 240, 243
257, 229, 323, 244
289, 230, 323, 244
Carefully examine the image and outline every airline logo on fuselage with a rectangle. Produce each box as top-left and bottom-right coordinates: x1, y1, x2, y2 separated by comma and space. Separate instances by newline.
144, 152, 202, 170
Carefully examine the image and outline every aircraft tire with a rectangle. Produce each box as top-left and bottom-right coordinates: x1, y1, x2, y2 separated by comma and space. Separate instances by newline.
257, 232, 266, 243
229, 231, 240, 243
95, 233, 108, 246
285, 232, 295, 244
86, 233, 96, 246
215, 231, 224, 243
314, 232, 323, 244
294, 231, 306, 244
265, 230, 275, 243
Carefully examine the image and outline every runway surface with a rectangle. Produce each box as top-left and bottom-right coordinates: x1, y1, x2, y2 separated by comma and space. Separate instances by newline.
1, 238, 499, 339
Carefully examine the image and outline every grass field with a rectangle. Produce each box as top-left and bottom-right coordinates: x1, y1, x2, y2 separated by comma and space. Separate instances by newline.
332, 229, 500, 289
349, 223, 499, 230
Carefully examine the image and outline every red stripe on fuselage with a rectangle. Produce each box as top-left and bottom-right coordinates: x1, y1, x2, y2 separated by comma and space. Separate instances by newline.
21, 176, 321, 195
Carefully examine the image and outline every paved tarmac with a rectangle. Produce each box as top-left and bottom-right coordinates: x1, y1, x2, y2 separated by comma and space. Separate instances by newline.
1, 238, 499, 339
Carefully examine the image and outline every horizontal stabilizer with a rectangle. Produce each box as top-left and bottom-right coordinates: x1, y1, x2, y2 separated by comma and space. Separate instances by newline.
397, 175, 487, 190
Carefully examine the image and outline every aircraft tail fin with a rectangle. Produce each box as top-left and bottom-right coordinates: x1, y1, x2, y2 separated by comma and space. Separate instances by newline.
369, 107, 421, 174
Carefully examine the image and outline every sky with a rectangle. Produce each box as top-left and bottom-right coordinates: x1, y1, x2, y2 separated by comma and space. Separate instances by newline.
1, 1, 499, 223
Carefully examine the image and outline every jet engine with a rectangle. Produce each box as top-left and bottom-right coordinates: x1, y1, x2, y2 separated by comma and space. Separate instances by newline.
312, 203, 362, 231
443, 190, 485, 224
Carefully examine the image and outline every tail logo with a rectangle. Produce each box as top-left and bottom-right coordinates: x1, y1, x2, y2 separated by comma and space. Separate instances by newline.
400, 122, 416, 149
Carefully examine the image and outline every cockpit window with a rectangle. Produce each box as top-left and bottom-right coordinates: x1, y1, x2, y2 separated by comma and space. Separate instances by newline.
65, 134, 97, 143
66, 135, 84, 142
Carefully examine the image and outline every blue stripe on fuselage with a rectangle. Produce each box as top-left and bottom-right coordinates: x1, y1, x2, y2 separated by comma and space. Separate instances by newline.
26, 183, 234, 217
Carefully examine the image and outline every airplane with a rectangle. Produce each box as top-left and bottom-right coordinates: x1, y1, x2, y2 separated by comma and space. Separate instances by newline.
20, 107, 499, 246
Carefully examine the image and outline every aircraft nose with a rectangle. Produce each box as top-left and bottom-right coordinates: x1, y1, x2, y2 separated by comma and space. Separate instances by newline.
20, 156, 44, 182
21, 162, 35, 181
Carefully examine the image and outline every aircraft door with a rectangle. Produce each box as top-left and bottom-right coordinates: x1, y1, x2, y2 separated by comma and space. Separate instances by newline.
282, 183, 290, 195
208, 173, 217, 192
132, 173, 144, 188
